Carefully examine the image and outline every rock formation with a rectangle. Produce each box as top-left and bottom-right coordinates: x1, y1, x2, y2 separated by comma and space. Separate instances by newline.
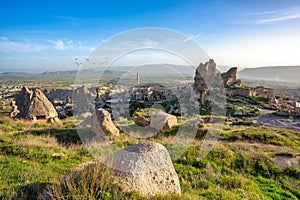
96, 108, 119, 136
150, 111, 177, 131
73, 85, 95, 114
9, 100, 19, 118
221, 67, 241, 87
44, 89, 73, 102
194, 59, 222, 105
105, 142, 181, 197
194, 59, 219, 91
11, 86, 60, 122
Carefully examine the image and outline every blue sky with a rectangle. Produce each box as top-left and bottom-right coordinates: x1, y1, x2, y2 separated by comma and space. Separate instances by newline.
1, 0, 300, 72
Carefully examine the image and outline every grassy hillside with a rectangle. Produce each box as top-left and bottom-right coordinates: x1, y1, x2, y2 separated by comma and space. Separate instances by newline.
1, 113, 299, 199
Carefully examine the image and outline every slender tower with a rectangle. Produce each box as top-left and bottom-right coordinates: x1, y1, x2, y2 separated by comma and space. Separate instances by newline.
136, 69, 140, 86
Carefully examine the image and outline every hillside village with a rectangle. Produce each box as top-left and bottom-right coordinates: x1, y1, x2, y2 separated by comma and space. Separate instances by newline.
1, 59, 299, 127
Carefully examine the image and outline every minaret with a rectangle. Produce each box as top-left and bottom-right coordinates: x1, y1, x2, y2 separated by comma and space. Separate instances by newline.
136, 69, 140, 86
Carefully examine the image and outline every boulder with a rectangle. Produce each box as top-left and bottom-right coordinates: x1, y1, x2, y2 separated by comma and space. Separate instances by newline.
11, 86, 60, 122
28, 89, 58, 119
134, 116, 150, 126
105, 142, 181, 197
96, 108, 119, 136
150, 111, 177, 131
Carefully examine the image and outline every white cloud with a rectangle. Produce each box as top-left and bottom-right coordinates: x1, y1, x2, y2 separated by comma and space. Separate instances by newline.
46, 40, 65, 50
0, 37, 95, 54
45, 39, 95, 52
258, 14, 300, 24
1, 37, 8, 41
0, 39, 46, 53
256, 6, 300, 24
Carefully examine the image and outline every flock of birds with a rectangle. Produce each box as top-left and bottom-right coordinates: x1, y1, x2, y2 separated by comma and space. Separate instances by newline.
74, 57, 108, 67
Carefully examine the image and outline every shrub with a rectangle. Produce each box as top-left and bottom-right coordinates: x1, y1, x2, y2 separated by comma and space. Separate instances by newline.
46, 162, 143, 200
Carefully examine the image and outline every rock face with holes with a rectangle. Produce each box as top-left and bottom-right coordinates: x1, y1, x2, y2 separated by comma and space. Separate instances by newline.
150, 111, 178, 131
105, 142, 181, 197
95, 108, 119, 136
11, 86, 60, 122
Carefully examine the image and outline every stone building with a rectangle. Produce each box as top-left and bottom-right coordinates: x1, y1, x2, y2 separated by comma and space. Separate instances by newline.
131, 83, 176, 102
254, 86, 275, 99
295, 102, 300, 116
226, 88, 255, 97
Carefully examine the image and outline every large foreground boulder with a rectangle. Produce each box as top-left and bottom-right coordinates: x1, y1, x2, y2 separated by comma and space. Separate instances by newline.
10, 86, 60, 122
105, 142, 181, 197
96, 108, 119, 136
44, 142, 181, 199
150, 111, 178, 131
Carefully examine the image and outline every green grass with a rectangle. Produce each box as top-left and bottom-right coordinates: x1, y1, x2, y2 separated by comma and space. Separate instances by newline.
220, 127, 300, 147
0, 116, 299, 199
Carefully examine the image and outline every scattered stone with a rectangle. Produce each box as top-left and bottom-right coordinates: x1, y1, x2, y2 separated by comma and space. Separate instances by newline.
105, 142, 181, 197
150, 111, 177, 131
47, 117, 62, 124
134, 116, 150, 126
96, 108, 119, 136
52, 153, 65, 159
273, 155, 300, 169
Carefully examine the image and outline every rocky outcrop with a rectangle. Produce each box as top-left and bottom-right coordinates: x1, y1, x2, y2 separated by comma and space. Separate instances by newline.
11, 86, 60, 122
221, 67, 241, 87
150, 111, 177, 131
194, 59, 219, 91
44, 89, 72, 102
73, 85, 95, 114
194, 59, 222, 105
105, 142, 181, 197
96, 108, 119, 136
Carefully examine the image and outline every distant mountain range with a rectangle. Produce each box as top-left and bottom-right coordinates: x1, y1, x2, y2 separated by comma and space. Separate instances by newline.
238, 66, 300, 83
2, 65, 299, 87
0, 69, 125, 81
